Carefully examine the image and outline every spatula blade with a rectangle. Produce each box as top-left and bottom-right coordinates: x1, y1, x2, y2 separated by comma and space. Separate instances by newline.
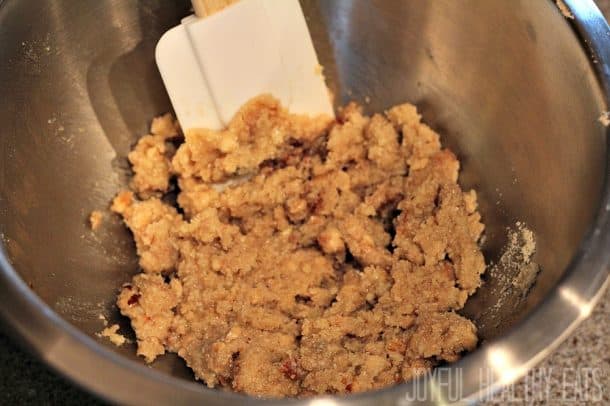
156, 0, 334, 132
155, 24, 223, 131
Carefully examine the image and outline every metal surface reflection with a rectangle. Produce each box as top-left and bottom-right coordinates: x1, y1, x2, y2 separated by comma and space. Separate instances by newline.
559, 287, 595, 318
487, 347, 528, 385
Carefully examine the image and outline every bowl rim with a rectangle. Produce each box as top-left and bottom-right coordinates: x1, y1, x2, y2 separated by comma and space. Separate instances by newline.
0, 0, 609, 405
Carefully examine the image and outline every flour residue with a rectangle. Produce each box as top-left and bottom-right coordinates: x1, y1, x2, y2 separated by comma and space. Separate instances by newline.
490, 222, 539, 305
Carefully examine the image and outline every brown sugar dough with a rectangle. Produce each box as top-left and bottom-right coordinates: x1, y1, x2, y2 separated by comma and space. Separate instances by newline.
112, 95, 486, 398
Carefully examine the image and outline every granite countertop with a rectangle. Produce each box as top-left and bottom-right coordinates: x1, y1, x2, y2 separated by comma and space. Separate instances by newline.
1, 2, 609, 405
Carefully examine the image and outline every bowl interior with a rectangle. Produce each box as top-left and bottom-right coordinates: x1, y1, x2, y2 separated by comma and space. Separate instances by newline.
0, 0, 606, 381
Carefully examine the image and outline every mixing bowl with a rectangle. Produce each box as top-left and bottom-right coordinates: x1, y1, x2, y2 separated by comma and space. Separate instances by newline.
0, 0, 609, 404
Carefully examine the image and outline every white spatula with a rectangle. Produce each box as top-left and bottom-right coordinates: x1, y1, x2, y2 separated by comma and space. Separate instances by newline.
155, 0, 334, 132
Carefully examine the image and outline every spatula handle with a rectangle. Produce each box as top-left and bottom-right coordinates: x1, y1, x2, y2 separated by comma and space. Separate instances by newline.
192, 0, 239, 18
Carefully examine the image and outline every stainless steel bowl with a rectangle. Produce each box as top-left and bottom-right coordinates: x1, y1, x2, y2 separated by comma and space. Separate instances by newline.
0, 0, 608, 404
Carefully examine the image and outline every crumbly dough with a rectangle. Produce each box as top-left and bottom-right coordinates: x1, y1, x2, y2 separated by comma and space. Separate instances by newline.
89, 210, 103, 231
100, 324, 127, 347
112, 95, 486, 398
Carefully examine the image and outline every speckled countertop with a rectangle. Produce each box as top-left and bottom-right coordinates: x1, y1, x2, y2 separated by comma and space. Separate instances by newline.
1, 2, 609, 405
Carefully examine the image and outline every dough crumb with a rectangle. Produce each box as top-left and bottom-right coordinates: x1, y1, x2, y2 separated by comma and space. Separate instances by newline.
314, 63, 324, 76
100, 324, 126, 347
598, 111, 610, 127
98, 313, 108, 326
89, 210, 103, 231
